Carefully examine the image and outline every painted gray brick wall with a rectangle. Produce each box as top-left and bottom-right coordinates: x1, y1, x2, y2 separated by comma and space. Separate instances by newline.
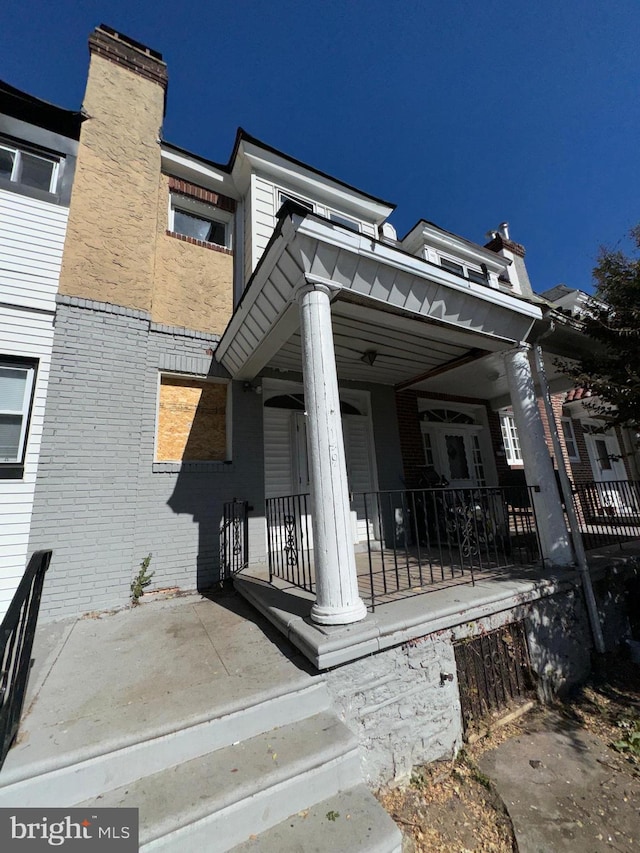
29, 302, 265, 620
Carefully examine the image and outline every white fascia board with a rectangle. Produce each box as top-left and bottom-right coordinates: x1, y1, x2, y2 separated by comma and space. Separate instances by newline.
160, 147, 237, 196
238, 141, 393, 224
296, 216, 542, 321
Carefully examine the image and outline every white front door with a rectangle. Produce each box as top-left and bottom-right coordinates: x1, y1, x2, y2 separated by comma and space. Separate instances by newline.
263, 393, 378, 545
423, 425, 486, 489
584, 427, 632, 513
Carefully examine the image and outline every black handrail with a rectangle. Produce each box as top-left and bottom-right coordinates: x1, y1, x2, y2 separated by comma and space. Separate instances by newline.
0, 550, 51, 771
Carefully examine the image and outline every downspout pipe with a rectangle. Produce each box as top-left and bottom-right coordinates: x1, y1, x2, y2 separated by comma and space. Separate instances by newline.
530, 333, 606, 654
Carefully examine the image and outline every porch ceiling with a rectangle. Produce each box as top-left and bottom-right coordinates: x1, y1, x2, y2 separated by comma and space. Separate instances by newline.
216, 210, 542, 386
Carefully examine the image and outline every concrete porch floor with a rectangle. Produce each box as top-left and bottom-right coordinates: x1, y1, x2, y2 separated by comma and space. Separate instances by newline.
2, 590, 318, 784
236, 539, 640, 669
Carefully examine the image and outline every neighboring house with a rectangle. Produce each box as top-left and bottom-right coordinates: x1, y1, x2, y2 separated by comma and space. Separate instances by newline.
0, 82, 81, 618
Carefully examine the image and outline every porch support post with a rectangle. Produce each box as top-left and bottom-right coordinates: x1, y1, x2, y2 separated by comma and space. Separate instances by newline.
504, 345, 573, 566
295, 281, 367, 625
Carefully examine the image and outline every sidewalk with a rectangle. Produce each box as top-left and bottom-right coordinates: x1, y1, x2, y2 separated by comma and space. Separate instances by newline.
479, 707, 640, 852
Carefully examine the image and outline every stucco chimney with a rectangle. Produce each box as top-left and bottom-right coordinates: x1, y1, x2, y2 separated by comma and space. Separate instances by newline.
58, 25, 167, 310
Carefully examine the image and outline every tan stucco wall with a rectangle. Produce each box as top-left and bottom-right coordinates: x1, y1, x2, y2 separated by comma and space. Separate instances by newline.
59, 54, 164, 310
151, 175, 233, 334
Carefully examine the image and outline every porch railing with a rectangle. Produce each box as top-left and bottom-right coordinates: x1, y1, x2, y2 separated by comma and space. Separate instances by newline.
265, 486, 541, 606
356, 486, 540, 607
1, 550, 51, 771
570, 480, 640, 551
220, 499, 249, 578
266, 494, 314, 592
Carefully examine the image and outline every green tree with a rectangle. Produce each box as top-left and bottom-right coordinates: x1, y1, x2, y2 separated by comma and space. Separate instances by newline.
564, 226, 640, 430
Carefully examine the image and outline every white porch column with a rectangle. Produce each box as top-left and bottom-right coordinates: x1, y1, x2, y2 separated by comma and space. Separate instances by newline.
296, 281, 367, 625
504, 346, 573, 566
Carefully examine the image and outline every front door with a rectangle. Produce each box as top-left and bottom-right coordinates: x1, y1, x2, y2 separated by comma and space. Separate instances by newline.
584, 427, 632, 513
423, 425, 486, 489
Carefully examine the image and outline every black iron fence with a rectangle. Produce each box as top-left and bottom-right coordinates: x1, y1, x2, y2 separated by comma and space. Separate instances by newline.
571, 479, 640, 551
265, 486, 541, 605
0, 550, 51, 771
220, 500, 249, 578
356, 486, 540, 606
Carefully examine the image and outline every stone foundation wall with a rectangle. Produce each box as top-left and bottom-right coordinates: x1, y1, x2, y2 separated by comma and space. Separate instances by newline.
326, 634, 462, 785
324, 580, 634, 786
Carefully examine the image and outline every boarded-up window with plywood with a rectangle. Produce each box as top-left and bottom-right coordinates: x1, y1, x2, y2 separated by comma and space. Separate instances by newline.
157, 376, 227, 462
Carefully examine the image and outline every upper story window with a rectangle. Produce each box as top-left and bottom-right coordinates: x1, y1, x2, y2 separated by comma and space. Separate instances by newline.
439, 255, 488, 285
276, 190, 362, 233
328, 210, 360, 232
0, 142, 60, 194
277, 191, 314, 212
169, 194, 232, 249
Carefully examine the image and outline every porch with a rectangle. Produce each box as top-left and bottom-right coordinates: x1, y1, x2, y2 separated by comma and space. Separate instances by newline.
223, 480, 640, 668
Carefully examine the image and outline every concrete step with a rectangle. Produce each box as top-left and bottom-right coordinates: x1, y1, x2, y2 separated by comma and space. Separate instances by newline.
0, 680, 330, 809
78, 711, 364, 852
230, 784, 402, 853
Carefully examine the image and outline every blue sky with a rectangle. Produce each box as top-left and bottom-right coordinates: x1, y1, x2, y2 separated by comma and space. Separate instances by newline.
2, 0, 638, 294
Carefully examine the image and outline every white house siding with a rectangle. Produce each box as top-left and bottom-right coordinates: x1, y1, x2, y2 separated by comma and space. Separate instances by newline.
252, 176, 277, 272
249, 175, 377, 276
0, 188, 68, 617
0, 190, 68, 312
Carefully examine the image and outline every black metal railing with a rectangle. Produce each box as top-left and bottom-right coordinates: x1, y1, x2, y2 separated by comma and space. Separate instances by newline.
571, 480, 640, 551
0, 550, 51, 771
266, 494, 314, 592
356, 486, 541, 607
265, 486, 541, 606
220, 500, 249, 578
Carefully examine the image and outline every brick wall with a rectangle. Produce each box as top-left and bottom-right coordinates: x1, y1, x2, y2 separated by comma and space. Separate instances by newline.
29, 300, 266, 619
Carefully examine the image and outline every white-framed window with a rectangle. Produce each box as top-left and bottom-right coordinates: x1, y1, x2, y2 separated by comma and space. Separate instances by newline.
328, 210, 361, 232
500, 411, 523, 465
560, 417, 579, 461
277, 190, 314, 213
169, 194, 232, 249
0, 359, 37, 465
439, 254, 488, 285
0, 142, 59, 194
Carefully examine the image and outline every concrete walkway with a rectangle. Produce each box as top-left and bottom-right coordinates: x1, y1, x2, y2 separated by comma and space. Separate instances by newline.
479, 710, 640, 852
5, 589, 316, 779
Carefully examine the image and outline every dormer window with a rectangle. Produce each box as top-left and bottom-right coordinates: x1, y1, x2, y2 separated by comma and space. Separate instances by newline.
440, 257, 464, 276
0, 142, 59, 194
439, 255, 488, 285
